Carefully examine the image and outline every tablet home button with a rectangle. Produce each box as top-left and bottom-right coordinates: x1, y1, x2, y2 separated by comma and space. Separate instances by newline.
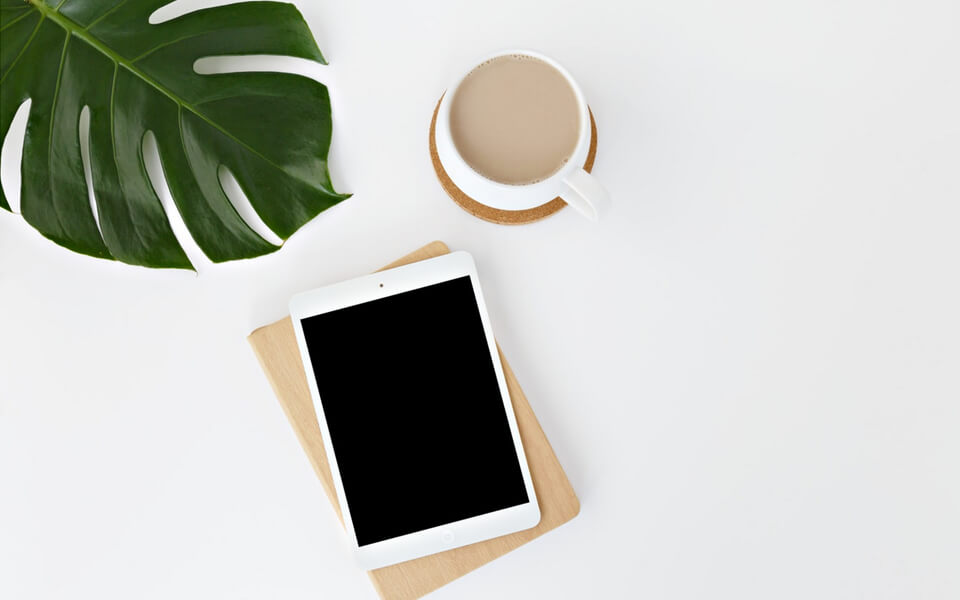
440, 529, 455, 544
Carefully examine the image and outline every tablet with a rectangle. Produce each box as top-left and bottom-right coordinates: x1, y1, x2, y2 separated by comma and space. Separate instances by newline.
289, 251, 540, 569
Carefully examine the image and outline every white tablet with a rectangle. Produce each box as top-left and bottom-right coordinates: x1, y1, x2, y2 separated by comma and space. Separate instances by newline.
289, 251, 540, 569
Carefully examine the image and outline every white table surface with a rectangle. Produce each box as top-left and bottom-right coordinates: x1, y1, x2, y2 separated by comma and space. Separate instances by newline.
2, 1, 959, 598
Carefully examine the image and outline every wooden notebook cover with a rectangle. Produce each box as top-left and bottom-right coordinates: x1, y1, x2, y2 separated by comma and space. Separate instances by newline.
247, 241, 580, 600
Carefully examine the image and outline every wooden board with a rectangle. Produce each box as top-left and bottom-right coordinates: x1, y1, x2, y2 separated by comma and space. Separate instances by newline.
247, 241, 580, 600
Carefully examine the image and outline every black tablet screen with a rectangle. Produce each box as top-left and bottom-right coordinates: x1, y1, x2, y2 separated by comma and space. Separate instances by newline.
299, 275, 529, 546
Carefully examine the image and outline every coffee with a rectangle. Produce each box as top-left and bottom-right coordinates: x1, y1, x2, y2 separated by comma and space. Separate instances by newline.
449, 55, 580, 185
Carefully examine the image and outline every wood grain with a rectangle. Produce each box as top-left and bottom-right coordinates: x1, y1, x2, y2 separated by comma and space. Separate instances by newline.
247, 241, 579, 600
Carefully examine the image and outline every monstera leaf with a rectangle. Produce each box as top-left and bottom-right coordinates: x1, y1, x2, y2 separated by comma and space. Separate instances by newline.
0, 0, 347, 269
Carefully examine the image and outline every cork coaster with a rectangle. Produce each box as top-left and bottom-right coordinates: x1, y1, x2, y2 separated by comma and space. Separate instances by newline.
429, 98, 598, 225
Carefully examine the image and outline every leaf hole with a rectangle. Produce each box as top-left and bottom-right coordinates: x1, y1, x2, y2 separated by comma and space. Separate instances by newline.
217, 166, 284, 247
77, 105, 104, 240
0, 99, 31, 214
148, 0, 236, 25
193, 55, 328, 84
142, 131, 209, 270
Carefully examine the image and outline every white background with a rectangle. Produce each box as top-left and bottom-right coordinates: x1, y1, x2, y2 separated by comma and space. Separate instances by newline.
2, 0, 958, 598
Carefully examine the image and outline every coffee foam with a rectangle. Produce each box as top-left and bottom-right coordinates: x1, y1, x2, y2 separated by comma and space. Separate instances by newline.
450, 55, 580, 185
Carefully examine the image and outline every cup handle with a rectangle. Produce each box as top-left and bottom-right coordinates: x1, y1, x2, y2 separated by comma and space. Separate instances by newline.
561, 168, 610, 221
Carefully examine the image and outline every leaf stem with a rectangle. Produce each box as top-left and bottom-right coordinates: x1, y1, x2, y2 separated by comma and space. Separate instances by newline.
28, 0, 181, 106
24, 0, 326, 192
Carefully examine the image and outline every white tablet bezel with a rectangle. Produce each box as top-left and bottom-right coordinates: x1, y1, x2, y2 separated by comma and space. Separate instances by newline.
289, 251, 540, 570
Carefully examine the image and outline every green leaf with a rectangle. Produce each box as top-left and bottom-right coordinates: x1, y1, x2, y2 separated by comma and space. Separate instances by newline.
1, 0, 348, 269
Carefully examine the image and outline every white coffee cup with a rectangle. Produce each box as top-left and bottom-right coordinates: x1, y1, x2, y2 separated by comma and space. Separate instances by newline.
434, 50, 610, 221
